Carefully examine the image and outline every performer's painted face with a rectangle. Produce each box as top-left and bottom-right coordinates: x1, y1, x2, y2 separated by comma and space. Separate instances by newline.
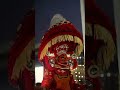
47, 43, 78, 71
57, 54, 68, 65
48, 53, 77, 78
54, 54, 69, 78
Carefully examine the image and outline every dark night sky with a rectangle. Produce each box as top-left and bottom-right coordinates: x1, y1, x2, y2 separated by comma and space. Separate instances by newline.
0, 0, 115, 89
35, 0, 82, 44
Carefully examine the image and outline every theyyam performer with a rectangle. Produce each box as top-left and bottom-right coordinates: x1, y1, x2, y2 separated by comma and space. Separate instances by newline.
38, 14, 83, 90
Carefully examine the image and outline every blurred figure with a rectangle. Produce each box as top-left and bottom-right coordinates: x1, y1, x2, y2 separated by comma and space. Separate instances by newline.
85, 0, 117, 89
8, 9, 35, 90
38, 14, 83, 90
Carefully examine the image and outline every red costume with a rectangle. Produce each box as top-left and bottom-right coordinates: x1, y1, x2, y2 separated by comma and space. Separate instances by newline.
85, 0, 117, 89
8, 9, 35, 90
38, 14, 83, 90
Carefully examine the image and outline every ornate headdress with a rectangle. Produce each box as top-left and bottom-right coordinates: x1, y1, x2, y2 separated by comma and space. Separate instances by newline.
38, 14, 83, 61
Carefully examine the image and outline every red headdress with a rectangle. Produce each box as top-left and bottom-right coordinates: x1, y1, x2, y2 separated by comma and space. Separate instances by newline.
38, 14, 83, 89
38, 14, 83, 62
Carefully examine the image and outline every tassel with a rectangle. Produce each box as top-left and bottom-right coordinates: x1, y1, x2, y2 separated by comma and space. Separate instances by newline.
95, 24, 116, 70
39, 35, 83, 60
11, 38, 35, 80
85, 23, 92, 36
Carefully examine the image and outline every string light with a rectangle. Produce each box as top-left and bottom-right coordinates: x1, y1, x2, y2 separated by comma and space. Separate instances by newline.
107, 72, 111, 77
78, 72, 81, 74
79, 56, 82, 59
75, 72, 77, 74
100, 74, 104, 77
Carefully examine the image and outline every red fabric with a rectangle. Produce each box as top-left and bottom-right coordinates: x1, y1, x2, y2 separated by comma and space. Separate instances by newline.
85, 0, 116, 89
38, 23, 83, 60
43, 56, 55, 71
41, 75, 54, 88
8, 9, 35, 87
85, 63, 101, 90
19, 68, 34, 90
